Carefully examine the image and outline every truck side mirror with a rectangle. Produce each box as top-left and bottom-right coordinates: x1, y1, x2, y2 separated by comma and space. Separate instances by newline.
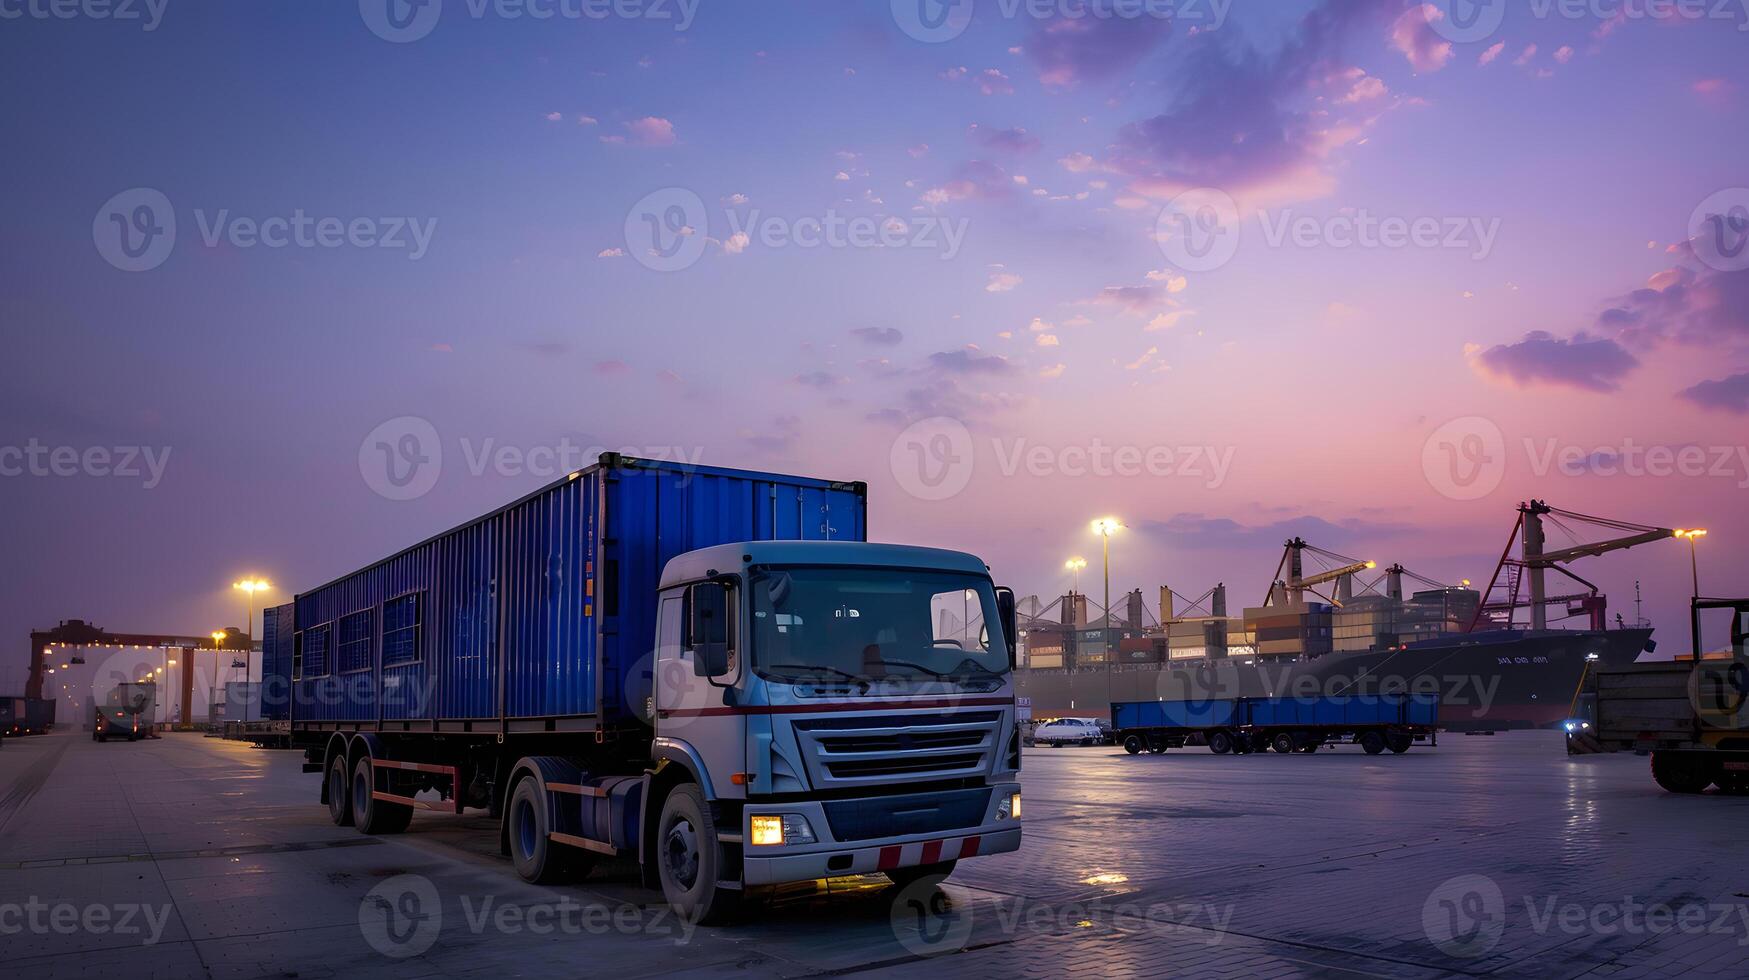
995, 586, 1018, 667
686, 582, 734, 678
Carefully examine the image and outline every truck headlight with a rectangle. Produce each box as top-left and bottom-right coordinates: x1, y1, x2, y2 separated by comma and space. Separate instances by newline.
749, 813, 816, 846
998, 791, 1021, 820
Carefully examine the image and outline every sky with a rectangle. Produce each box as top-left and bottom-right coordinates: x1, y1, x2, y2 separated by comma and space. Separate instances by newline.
3, 0, 1749, 689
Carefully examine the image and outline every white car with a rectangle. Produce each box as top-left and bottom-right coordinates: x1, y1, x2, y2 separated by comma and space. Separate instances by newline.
1032, 718, 1106, 747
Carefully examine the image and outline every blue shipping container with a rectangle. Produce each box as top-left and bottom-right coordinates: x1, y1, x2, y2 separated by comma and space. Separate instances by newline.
285, 455, 867, 728
261, 603, 293, 721
1112, 693, 1438, 731
1111, 698, 1240, 731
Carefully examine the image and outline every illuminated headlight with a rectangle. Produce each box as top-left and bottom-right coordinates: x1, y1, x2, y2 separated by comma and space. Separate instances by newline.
1564, 722, 1577, 732
997, 791, 1022, 820
749, 813, 816, 846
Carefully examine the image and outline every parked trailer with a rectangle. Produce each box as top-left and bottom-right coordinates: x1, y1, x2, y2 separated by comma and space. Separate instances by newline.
282, 454, 1024, 923
1592, 598, 1748, 794
1112, 693, 1439, 756
5, 696, 57, 736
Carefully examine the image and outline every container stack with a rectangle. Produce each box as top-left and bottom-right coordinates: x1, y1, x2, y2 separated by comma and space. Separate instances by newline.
1243, 602, 1333, 659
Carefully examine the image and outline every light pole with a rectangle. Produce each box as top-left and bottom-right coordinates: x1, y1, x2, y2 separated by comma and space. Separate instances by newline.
1674, 529, 1707, 599
1090, 518, 1123, 679
233, 579, 271, 721
1064, 557, 1087, 608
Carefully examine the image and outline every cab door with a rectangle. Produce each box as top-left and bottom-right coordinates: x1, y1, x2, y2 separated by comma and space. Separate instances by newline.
653, 586, 746, 797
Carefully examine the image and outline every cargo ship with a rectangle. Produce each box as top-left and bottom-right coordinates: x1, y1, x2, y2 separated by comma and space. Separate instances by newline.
1017, 502, 1671, 729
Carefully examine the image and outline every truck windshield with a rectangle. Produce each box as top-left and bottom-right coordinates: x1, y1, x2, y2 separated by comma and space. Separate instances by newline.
748, 566, 1010, 684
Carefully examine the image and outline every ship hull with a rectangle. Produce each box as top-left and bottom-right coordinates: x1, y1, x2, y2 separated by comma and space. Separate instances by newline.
1017, 628, 1653, 730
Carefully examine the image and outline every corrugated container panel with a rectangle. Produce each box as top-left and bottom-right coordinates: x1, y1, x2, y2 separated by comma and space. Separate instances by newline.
1027, 654, 1064, 669
261, 603, 294, 721
285, 457, 866, 727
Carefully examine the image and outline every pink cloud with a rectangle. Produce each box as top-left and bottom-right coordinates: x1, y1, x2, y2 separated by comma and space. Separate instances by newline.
594, 360, 632, 376
1478, 41, 1505, 66
1389, 5, 1454, 73
621, 116, 677, 146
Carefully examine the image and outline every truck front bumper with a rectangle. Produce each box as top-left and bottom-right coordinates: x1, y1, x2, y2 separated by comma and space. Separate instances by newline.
740, 781, 1022, 887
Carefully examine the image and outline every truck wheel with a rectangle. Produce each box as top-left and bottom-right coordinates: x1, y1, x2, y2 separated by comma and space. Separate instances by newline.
1147, 739, 1168, 754
506, 778, 587, 883
1650, 752, 1712, 794
1360, 732, 1386, 755
1208, 731, 1233, 755
352, 757, 413, 835
1387, 734, 1411, 754
1123, 734, 1143, 755
657, 785, 740, 925
327, 753, 354, 826
888, 860, 957, 889
1271, 733, 1295, 755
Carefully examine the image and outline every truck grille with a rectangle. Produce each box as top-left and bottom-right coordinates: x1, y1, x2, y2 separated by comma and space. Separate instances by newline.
822, 787, 992, 841
792, 710, 1002, 789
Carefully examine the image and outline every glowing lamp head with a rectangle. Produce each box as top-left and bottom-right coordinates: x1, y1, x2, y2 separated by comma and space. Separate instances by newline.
1090, 517, 1124, 537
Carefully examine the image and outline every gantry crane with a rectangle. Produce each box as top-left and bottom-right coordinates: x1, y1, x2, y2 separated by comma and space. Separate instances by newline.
1468, 501, 1682, 632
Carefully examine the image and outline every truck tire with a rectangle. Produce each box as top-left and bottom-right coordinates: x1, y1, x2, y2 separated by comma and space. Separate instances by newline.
1360, 732, 1386, 755
1387, 734, 1412, 754
656, 785, 740, 925
888, 860, 957, 890
1147, 739, 1168, 754
352, 757, 413, 835
1271, 733, 1295, 755
506, 777, 587, 884
327, 752, 354, 826
1650, 752, 1712, 794
1208, 731, 1233, 755
1123, 734, 1143, 755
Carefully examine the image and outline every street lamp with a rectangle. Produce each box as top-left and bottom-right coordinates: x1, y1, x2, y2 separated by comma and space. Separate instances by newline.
1064, 557, 1087, 604
1090, 517, 1124, 677
232, 580, 270, 720
1674, 529, 1707, 599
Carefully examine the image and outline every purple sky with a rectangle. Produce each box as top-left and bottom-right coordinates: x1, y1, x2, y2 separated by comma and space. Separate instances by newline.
4, 0, 1749, 688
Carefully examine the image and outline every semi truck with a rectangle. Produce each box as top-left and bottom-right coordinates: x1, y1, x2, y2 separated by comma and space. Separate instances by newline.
1590, 598, 1748, 794
3, 696, 56, 736
91, 683, 158, 741
1111, 693, 1439, 756
277, 454, 1023, 922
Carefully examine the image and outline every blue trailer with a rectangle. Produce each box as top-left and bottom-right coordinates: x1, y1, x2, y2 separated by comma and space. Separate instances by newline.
282, 453, 1025, 923
1111, 693, 1439, 756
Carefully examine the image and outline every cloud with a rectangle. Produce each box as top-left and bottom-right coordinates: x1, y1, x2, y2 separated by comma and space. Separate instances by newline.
1026, 13, 1171, 87
850, 327, 903, 347
969, 124, 1042, 154
1036, 333, 1060, 347
1083, 284, 1170, 316
1137, 513, 1409, 551
1693, 77, 1736, 98
593, 359, 632, 376
1103, 0, 1403, 206
929, 348, 1013, 374
1678, 372, 1749, 414
1146, 310, 1194, 331
794, 371, 846, 389
1598, 265, 1749, 348
577, 115, 599, 125
985, 269, 1023, 292
1470, 330, 1640, 392
1553, 45, 1575, 64
721, 231, 750, 254
620, 116, 677, 146
978, 68, 1015, 96
596, 247, 625, 258
1389, 5, 1454, 72
1514, 44, 1537, 67
544, 111, 563, 122
1038, 363, 1066, 379
1145, 268, 1188, 292
722, 192, 748, 206
1337, 73, 1389, 104
919, 159, 1013, 207
1478, 41, 1505, 66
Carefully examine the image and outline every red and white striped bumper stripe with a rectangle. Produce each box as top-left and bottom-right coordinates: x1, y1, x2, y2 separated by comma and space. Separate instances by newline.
876, 834, 982, 870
